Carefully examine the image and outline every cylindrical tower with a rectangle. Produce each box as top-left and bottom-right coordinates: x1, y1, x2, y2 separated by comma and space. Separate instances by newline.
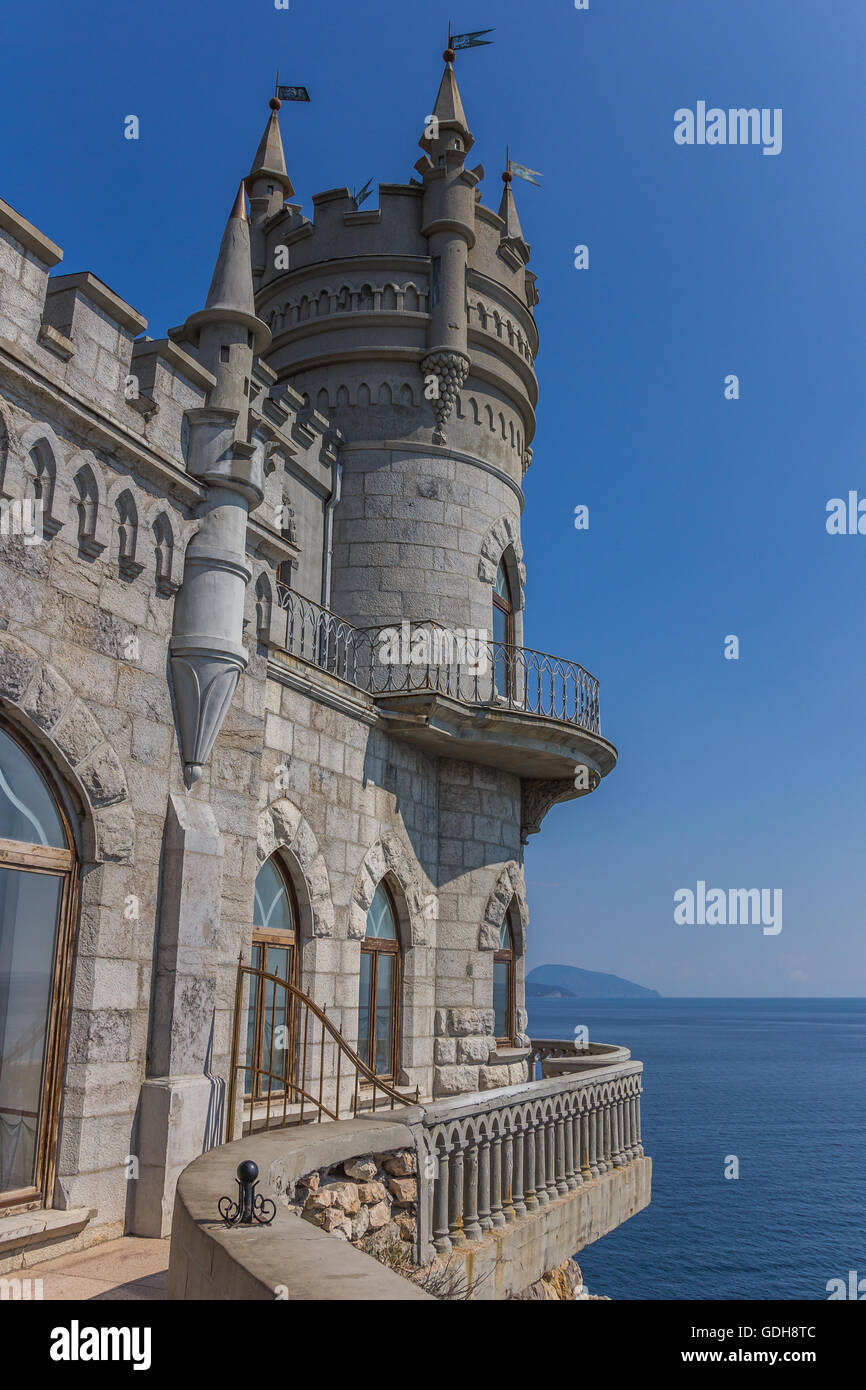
253, 55, 538, 644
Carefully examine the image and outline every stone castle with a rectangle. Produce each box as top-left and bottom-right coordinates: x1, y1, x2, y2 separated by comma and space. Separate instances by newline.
0, 45, 648, 1296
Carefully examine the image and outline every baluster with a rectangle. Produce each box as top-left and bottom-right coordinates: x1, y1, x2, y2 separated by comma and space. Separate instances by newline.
448, 1141, 466, 1246
555, 1114, 569, 1195
586, 1095, 600, 1173
523, 1117, 538, 1211
432, 1146, 452, 1255
622, 1092, 634, 1161
546, 1119, 558, 1200
462, 1135, 482, 1240
512, 1119, 526, 1217
535, 1118, 549, 1206
490, 1132, 505, 1227
478, 1135, 492, 1233
601, 1100, 611, 1173
563, 1110, 578, 1191
571, 1110, 584, 1186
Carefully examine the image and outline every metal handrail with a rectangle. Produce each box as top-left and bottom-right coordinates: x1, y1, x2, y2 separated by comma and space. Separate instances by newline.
275, 587, 601, 735
227, 957, 419, 1140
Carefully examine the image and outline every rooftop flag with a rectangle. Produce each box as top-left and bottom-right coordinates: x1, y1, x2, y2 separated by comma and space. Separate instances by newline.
450, 27, 494, 50
353, 178, 374, 209
508, 159, 543, 187
277, 85, 310, 102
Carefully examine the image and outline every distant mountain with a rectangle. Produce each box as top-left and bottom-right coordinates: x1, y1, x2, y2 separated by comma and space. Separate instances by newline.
527, 964, 661, 1000
526, 981, 576, 999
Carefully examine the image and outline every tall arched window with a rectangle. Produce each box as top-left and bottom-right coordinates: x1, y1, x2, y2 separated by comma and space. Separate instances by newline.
358, 882, 400, 1079
492, 558, 514, 698
493, 911, 516, 1044
246, 856, 299, 1099
0, 723, 76, 1208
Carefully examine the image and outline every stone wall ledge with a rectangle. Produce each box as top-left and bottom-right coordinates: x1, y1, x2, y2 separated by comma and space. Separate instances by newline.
168, 1115, 433, 1301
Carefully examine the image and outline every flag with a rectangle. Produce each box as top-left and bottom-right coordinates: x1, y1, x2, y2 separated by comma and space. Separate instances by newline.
451, 28, 494, 50
354, 179, 374, 209
277, 85, 310, 102
508, 159, 543, 187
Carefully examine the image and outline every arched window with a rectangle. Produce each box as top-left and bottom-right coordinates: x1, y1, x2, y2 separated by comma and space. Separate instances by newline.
358, 882, 400, 1079
0, 723, 76, 1207
246, 856, 299, 1099
492, 558, 514, 698
493, 911, 515, 1044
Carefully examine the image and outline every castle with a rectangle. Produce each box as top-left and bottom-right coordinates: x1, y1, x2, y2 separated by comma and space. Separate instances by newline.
0, 45, 649, 1296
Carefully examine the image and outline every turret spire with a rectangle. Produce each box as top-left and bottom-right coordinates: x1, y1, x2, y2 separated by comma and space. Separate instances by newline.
419, 44, 474, 156
185, 183, 268, 352
498, 158, 524, 242
248, 99, 294, 200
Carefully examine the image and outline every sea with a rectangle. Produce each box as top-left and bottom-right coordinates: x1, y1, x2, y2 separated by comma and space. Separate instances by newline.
524, 997, 866, 1301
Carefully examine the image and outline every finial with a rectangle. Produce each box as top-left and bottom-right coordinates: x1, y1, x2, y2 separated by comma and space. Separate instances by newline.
444, 19, 455, 62
269, 97, 281, 111
503, 145, 512, 183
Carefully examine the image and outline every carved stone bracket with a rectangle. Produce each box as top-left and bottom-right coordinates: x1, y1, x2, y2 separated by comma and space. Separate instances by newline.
521, 770, 600, 843
170, 645, 246, 789
421, 350, 470, 444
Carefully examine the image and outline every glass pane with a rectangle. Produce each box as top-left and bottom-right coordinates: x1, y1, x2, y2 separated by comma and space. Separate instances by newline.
0, 866, 63, 1194
358, 953, 373, 1067
493, 961, 510, 1039
375, 954, 395, 1076
366, 883, 397, 939
494, 561, 510, 600
261, 947, 291, 1094
493, 606, 510, 696
0, 728, 66, 849
244, 943, 261, 1095
253, 858, 295, 935
499, 917, 511, 950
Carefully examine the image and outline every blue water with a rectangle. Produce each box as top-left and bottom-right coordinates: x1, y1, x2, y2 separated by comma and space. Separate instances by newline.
525, 998, 866, 1301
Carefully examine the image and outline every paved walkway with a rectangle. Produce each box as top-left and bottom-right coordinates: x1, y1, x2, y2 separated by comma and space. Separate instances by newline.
29, 1237, 169, 1300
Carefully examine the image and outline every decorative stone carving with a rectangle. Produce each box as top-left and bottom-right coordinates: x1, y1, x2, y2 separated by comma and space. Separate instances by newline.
520, 775, 598, 842
420, 349, 469, 444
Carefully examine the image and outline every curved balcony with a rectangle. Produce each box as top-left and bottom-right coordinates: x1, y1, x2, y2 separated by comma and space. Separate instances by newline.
271, 589, 617, 788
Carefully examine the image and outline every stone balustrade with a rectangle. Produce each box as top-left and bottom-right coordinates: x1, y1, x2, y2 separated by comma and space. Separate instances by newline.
418, 1056, 645, 1259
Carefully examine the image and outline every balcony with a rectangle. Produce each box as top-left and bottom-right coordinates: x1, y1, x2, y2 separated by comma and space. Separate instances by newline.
268, 589, 617, 795
169, 1036, 650, 1300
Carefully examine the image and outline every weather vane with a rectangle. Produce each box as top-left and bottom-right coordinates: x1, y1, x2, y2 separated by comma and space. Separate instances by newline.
444, 24, 494, 61
271, 69, 310, 108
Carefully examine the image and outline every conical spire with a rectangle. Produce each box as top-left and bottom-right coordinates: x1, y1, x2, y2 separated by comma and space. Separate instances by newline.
248, 102, 294, 198
498, 174, 524, 243
184, 183, 269, 353
419, 50, 474, 155
204, 183, 255, 318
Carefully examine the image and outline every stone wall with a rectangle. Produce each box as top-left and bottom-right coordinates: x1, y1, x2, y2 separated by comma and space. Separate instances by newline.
282, 1147, 418, 1255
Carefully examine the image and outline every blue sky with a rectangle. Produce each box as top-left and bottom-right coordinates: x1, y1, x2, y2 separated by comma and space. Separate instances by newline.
2, 0, 864, 994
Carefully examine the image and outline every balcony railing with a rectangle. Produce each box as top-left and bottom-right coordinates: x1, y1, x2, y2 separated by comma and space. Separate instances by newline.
421, 1057, 644, 1255
275, 587, 601, 735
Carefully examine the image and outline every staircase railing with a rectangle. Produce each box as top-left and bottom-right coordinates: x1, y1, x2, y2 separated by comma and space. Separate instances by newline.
226, 957, 419, 1140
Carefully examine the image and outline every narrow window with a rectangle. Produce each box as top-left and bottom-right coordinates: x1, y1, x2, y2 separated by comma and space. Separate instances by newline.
246, 857, 299, 1100
358, 882, 400, 1079
493, 913, 515, 1044
492, 558, 514, 698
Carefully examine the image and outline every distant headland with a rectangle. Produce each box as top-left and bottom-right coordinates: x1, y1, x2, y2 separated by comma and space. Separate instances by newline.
527, 964, 661, 1000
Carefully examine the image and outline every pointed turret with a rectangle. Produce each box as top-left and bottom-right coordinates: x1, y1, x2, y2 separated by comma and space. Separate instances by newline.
247, 98, 295, 278
183, 183, 270, 414
419, 50, 475, 158
497, 166, 530, 267
170, 182, 269, 791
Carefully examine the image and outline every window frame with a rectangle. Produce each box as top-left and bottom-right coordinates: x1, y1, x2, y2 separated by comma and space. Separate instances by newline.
358, 880, 402, 1083
0, 720, 78, 1214
493, 914, 516, 1046
248, 855, 300, 1103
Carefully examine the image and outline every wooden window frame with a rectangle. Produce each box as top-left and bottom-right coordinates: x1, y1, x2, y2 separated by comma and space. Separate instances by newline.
0, 721, 78, 1214
493, 917, 516, 1046
248, 857, 300, 1103
359, 881, 402, 1083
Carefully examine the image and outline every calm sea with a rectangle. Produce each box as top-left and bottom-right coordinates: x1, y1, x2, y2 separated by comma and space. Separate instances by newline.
525, 997, 866, 1301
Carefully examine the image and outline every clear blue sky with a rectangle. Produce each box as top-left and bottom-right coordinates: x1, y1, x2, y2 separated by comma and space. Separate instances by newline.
2, 0, 864, 995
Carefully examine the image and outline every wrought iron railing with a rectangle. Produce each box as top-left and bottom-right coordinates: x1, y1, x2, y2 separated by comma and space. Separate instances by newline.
226, 956, 419, 1140
275, 588, 601, 735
